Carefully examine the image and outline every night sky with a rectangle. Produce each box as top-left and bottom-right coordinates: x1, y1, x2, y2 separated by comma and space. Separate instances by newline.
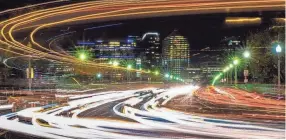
0, 0, 52, 11
0, 1, 284, 51
78, 11, 284, 50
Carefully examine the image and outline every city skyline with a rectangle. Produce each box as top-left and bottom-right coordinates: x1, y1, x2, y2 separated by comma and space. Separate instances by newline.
52, 11, 284, 51
0, 0, 285, 139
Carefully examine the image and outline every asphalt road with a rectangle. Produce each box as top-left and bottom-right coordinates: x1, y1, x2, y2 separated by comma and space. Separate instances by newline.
0, 86, 284, 138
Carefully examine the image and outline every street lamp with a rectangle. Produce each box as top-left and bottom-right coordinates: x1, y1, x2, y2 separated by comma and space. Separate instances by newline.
223, 66, 230, 84
113, 61, 119, 67
276, 44, 282, 87
228, 64, 234, 84
111, 61, 119, 83
223, 67, 228, 73
97, 73, 102, 78
165, 73, 170, 78
176, 77, 179, 81
126, 64, 132, 83
79, 53, 86, 61
97, 73, 102, 82
127, 64, 132, 69
233, 59, 239, 85
276, 44, 282, 53
243, 50, 250, 58
233, 59, 239, 65
154, 71, 159, 76
243, 51, 250, 84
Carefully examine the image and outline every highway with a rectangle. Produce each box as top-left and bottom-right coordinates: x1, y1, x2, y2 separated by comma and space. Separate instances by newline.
0, 85, 285, 138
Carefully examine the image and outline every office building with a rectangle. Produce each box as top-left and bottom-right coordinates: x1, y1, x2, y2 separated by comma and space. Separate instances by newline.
140, 32, 161, 69
162, 30, 190, 77
76, 36, 140, 82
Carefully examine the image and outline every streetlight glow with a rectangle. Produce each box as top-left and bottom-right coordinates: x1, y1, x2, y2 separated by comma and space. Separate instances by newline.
276, 44, 282, 53
233, 59, 239, 65
155, 71, 159, 75
165, 74, 170, 78
223, 67, 229, 72
79, 53, 86, 61
127, 64, 132, 69
97, 73, 101, 78
113, 61, 119, 66
243, 51, 250, 58
229, 64, 234, 68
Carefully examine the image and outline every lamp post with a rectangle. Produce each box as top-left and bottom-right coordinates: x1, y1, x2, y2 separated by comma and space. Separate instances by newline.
226, 68, 229, 84
243, 50, 250, 84
112, 61, 119, 83
223, 67, 229, 84
79, 52, 87, 82
229, 64, 233, 84
127, 64, 132, 83
97, 73, 102, 83
233, 59, 239, 85
26, 42, 33, 91
243, 51, 250, 58
276, 44, 282, 87
79, 53, 86, 61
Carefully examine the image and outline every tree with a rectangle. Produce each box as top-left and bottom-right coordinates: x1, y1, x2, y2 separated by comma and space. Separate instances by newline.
246, 23, 285, 84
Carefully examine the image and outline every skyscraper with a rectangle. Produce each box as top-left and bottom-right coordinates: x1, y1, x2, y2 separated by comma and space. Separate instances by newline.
162, 30, 190, 77
140, 32, 161, 70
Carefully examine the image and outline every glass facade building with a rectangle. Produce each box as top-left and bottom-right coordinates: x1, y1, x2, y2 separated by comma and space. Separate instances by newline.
162, 30, 190, 77
140, 32, 161, 69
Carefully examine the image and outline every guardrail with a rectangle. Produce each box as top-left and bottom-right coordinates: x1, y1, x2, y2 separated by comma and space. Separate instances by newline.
221, 84, 285, 95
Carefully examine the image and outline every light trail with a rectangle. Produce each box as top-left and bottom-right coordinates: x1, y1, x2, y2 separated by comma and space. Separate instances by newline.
0, 0, 68, 16
0, 86, 284, 138
0, 0, 284, 74
84, 23, 123, 31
